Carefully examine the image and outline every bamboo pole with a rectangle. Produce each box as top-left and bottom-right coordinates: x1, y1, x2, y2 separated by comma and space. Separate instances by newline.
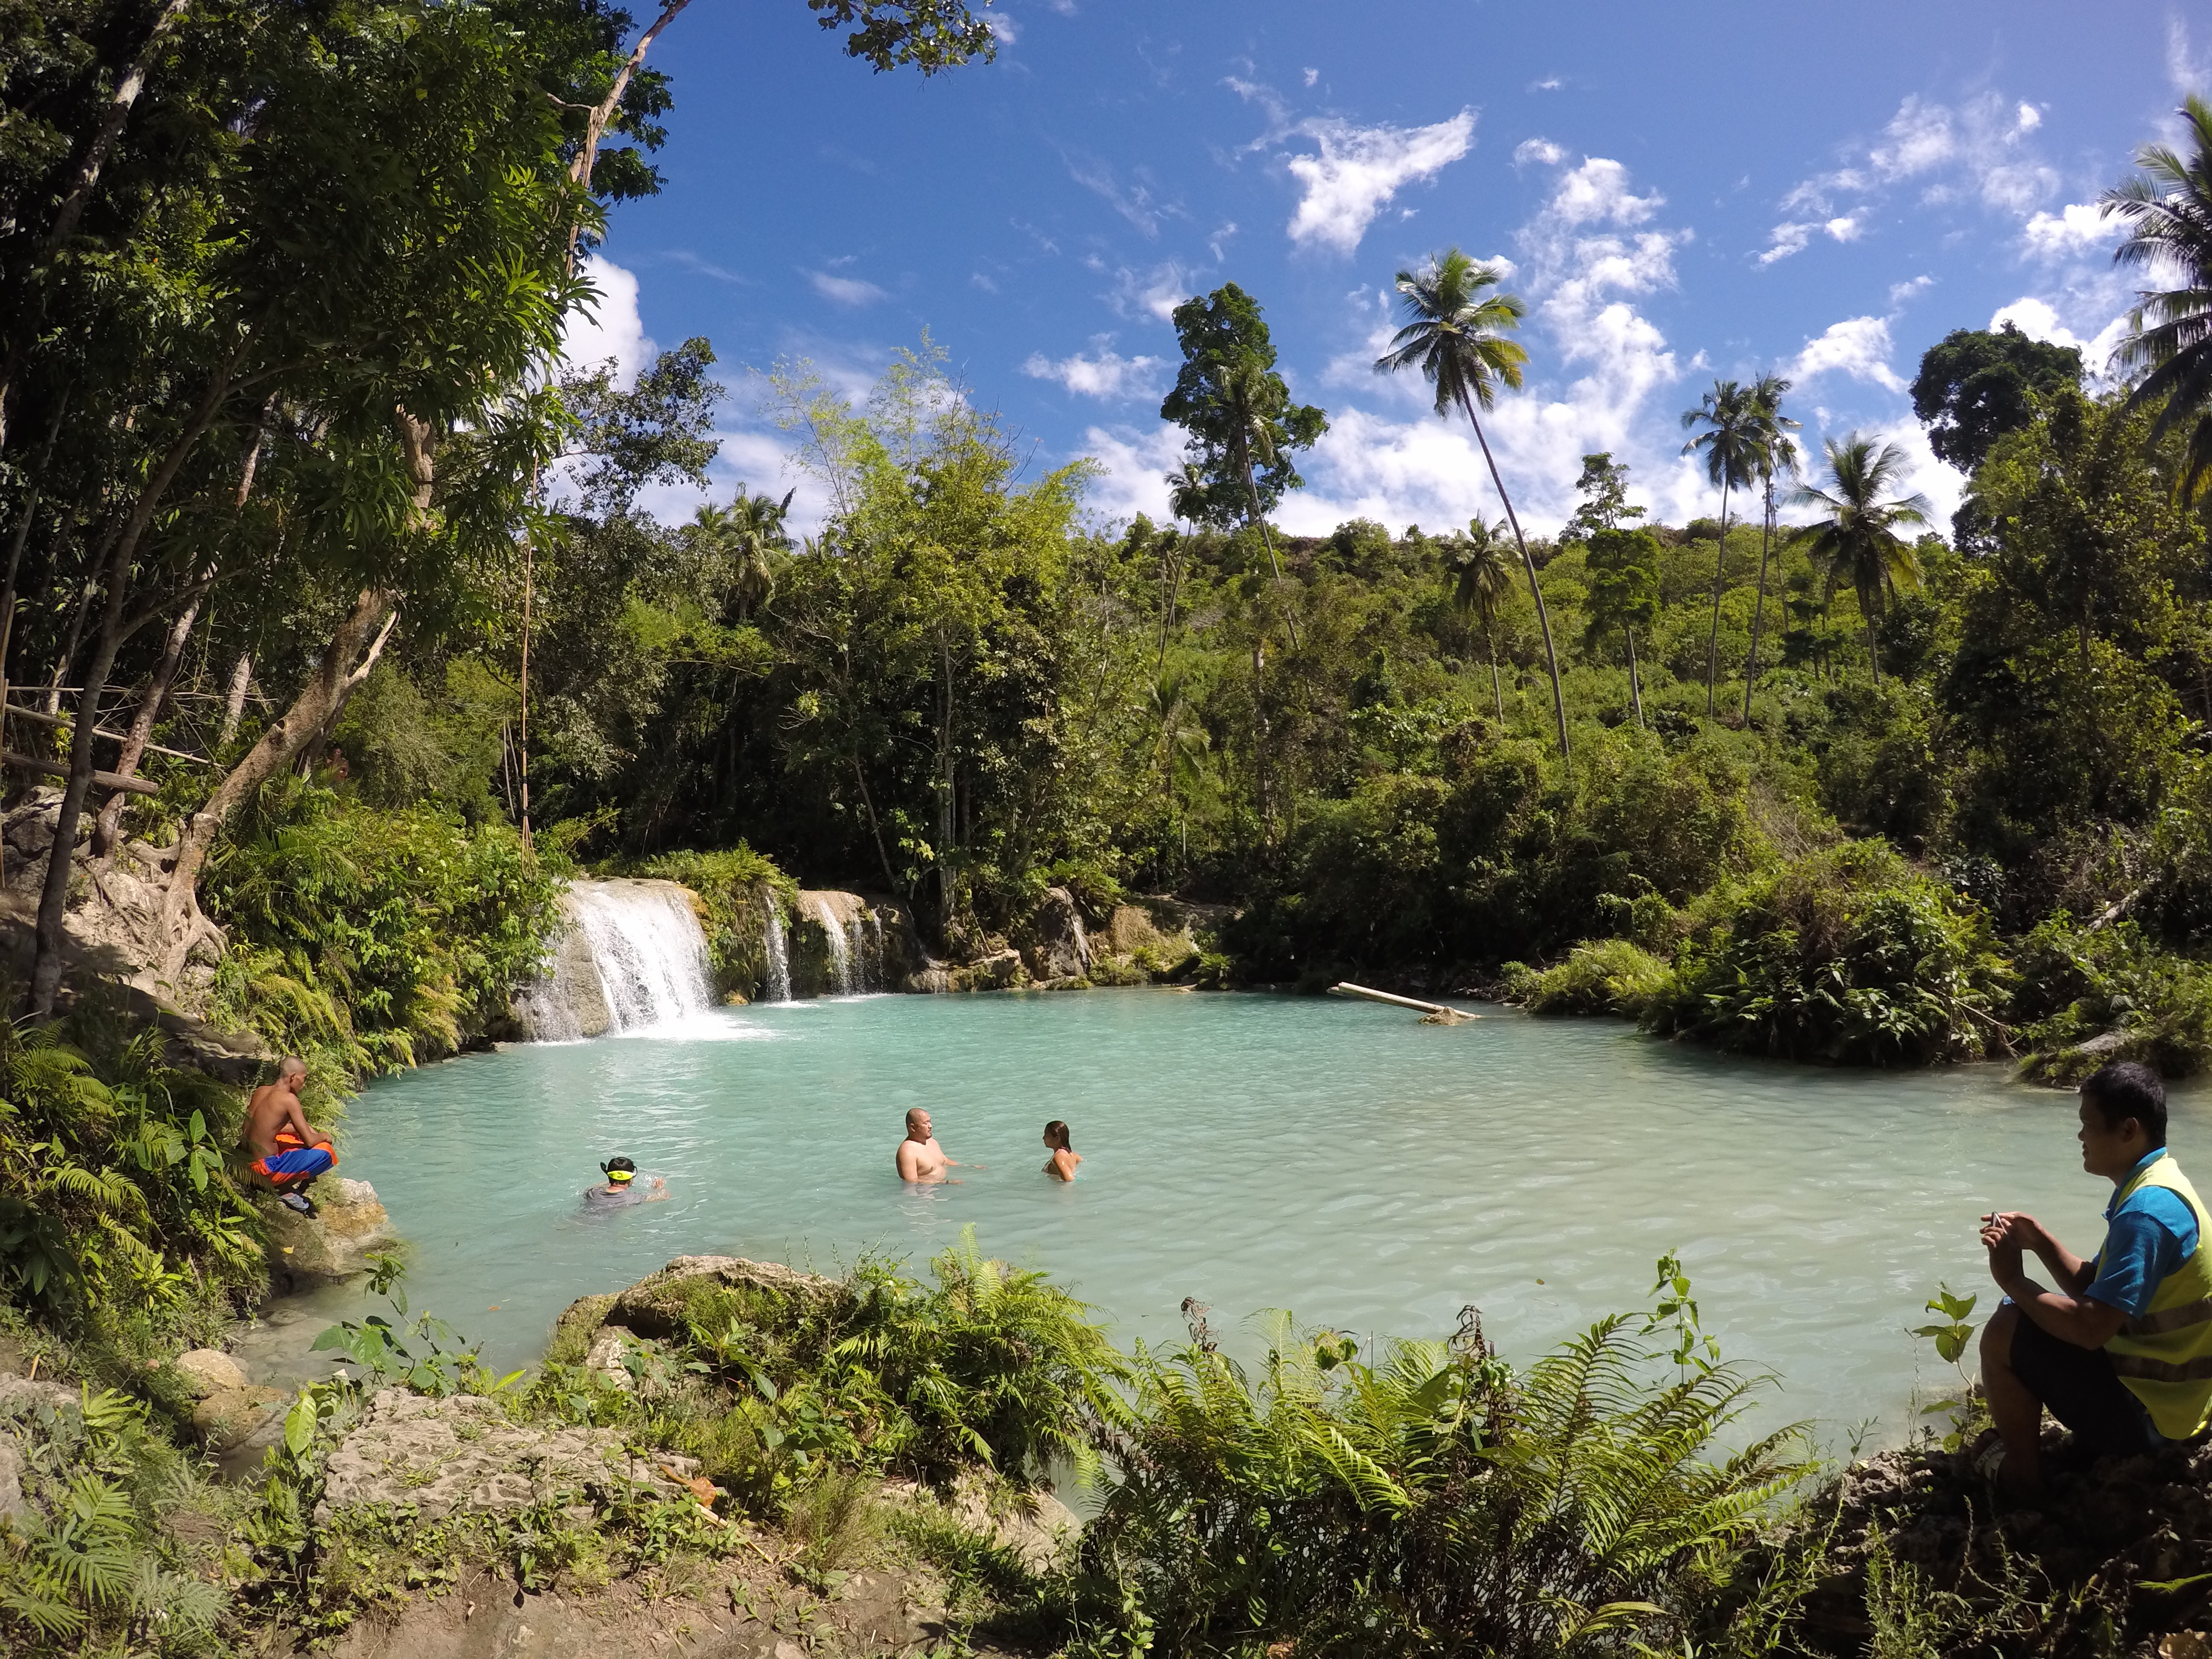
1327, 982, 1476, 1024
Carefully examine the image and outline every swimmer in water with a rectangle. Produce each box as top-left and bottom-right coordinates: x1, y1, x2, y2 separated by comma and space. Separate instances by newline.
1042, 1120, 1081, 1182
896, 1109, 979, 1183
584, 1156, 666, 1207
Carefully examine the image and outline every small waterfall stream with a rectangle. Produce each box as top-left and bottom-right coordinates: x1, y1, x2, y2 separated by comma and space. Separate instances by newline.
814, 896, 854, 994
517, 880, 715, 1038
570, 883, 715, 1030
763, 905, 793, 1003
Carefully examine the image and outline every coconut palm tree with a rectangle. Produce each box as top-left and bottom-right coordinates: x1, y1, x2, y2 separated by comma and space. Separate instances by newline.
1376, 249, 1569, 758
1219, 360, 1302, 648
1680, 379, 1762, 717
1449, 516, 1516, 719
2104, 93, 2212, 500
1789, 434, 1930, 685
1740, 374, 1801, 722
693, 486, 794, 622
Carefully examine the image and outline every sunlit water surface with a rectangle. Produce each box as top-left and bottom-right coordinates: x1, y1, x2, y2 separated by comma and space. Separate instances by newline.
294, 990, 2210, 1448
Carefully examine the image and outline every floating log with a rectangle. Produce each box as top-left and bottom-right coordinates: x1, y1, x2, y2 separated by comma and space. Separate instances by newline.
1328, 982, 1475, 1024
1, 753, 160, 795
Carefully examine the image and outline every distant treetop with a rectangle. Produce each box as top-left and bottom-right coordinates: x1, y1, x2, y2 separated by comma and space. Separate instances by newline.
1910, 323, 2085, 474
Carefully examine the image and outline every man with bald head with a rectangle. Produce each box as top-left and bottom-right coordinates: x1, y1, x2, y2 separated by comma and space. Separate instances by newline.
896, 1108, 977, 1183
247, 1056, 337, 1214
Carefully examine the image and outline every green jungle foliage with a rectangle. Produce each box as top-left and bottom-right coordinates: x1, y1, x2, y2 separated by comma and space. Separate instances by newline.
1645, 842, 2013, 1067
640, 844, 797, 1001
0, 1000, 260, 1327
202, 778, 566, 1075
1512, 937, 1674, 1016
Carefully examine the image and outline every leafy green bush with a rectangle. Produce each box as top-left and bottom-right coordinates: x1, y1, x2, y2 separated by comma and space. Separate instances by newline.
204, 777, 565, 1073
1518, 938, 1672, 1016
1079, 1274, 1815, 1657
2008, 915, 2212, 1082
0, 1001, 260, 1323
1645, 842, 2012, 1065
640, 844, 796, 999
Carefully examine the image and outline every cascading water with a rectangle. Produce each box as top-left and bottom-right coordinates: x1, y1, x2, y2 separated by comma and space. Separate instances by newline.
763, 905, 793, 1003
567, 881, 716, 1031
814, 895, 854, 995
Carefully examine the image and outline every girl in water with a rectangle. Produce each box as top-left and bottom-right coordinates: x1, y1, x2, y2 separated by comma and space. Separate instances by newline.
1041, 1120, 1081, 1182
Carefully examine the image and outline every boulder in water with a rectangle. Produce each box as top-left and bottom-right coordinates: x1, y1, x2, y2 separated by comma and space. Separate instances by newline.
174, 1348, 248, 1398
606, 1254, 847, 1339
260, 1177, 397, 1290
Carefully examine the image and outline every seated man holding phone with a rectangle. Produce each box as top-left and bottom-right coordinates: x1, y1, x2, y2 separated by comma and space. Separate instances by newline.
1979, 1061, 2211, 1497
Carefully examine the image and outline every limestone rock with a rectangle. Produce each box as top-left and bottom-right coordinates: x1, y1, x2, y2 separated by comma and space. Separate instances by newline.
1015, 886, 1091, 984
583, 1326, 640, 1392
191, 1384, 286, 1451
260, 1177, 397, 1289
879, 1469, 1081, 1574
0, 1438, 26, 1524
315, 1389, 699, 1525
608, 1255, 844, 1339
174, 1348, 248, 1399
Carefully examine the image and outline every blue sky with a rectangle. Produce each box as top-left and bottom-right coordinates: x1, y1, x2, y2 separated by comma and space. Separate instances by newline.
562, 1, 2211, 538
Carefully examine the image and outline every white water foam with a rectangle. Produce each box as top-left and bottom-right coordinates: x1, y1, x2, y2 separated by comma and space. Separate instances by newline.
815, 896, 854, 995
764, 904, 793, 1003
568, 881, 716, 1032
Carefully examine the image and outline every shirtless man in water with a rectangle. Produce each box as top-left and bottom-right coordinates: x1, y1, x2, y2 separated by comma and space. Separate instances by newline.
896, 1109, 976, 1183
246, 1056, 337, 1214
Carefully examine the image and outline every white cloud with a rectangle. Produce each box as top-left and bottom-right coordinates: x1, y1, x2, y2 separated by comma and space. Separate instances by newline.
1302, 67, 1319, 87
2015, 102, 2043, 133
1787, 315, 1907, 394
808, 270, 889, 306
1759, 223, 1814, 264
1979, 161, 2060, 213
1781, 90, 2059, 229
1869, 96, 1956, 180
1825, 215, 1863, 242
561, 255, 655, 388
1888, 274, 1934, 305
1105, 259, 1201, 321
1022, 341, 1167, 401
1532, 75, 1563, 92
2022, 202, 2114, 260
1078, 421, 1185, 526
1065, 152, 1173, 236
1283, 108, 1476, 254
1514, 137, 1566, 166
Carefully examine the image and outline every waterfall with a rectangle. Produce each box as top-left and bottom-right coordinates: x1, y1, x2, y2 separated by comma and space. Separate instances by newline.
814, 895, 853, 994
565, 881, 714, 1032
764, 904, 793, 1003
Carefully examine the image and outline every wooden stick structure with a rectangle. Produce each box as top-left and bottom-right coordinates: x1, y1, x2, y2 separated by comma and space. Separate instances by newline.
1328, 982, 1477, 1024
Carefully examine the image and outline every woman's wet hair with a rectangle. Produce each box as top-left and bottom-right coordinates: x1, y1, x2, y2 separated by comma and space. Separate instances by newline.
1043, 1120, 1071, 1149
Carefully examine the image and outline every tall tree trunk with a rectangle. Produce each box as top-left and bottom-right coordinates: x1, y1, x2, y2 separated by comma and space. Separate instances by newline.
936, 632, 955, 931
1457, 390, 1568, 761
89, 596, 199, 857
1625, 625, 1645, 729
851, 756, 900, 898
562, 0, 693, 266
217, 650, 252, 744
1241, 465, 1299, 650
1251, 638, 1272, 842
43, 572, 97, 716
1741, 485, 1775, 724
1703, 486, 1731, 717
29, 358, 236, 1015
153, 589, 399, 986
1487, 625, 1504, 721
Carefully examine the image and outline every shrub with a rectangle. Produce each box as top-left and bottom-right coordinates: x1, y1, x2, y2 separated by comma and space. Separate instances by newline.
1079, 1275, 1815, 1657
2008, 915, 2212, 1082
641, 844, 797, 1000
205, 778, 564, 1073
1645, 842, 2012, 1066
1520, 938, 1672, 1017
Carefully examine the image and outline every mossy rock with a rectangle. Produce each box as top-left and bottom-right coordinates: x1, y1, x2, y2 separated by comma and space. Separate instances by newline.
606, 1256, 847, 1340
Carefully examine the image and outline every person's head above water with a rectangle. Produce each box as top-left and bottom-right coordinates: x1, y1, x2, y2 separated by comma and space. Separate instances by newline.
601, 1156, 637, 1187
2078, 1061, 2167, 1178
905, 1108, 932, 1141
1042, 1120, 1071, 1150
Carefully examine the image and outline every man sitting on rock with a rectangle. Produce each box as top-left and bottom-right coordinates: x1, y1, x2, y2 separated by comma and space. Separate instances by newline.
245, 1056, 337, 1215
1979, 1060, 2211, 1498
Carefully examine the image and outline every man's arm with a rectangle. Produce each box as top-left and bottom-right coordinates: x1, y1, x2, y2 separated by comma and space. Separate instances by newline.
282, 1095, 333, 1148
1984, 1212, 2095, 1294
1987, 1240, 2130, 1348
